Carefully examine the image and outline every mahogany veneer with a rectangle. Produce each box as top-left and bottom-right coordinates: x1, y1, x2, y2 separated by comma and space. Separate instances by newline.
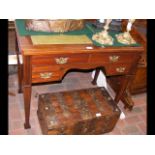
15, 21, 144, 129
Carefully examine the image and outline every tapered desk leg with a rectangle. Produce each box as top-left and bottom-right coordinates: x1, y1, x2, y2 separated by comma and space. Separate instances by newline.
17, 64, 23, 93
114, 75, 134, 110
92, 68, 100, 85
121, 90, 134, 110
23, 56, 32, 129
15, 33, 23, 93
92, 68, 134, 110
23, 85, 31, 129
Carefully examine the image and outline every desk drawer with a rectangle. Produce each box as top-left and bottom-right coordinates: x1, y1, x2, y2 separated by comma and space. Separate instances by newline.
32, 54, 89, 65
105, 63, 132, 76
32, 66, 63, 83
32, 71, 62, 83
90, 53, 137, 63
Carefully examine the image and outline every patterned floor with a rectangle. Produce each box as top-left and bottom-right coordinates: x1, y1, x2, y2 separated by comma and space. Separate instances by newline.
9, 71, 146, 135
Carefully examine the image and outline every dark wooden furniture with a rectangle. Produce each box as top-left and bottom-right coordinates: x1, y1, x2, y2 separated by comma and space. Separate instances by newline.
37, 87, 121, 135
107, 20, 146, 107
15, 21, 144, 129
130, 21, 147, 94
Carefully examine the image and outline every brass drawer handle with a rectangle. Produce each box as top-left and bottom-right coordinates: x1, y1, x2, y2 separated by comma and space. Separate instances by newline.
40, 72, 52, 79
116, 67, 126, 73
109, 55, 120, 62
55, 57, 69, 64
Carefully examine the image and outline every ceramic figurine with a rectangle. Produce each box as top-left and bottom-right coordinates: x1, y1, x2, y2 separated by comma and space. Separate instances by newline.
92, 19, 113, 45
116, 19, 136, 45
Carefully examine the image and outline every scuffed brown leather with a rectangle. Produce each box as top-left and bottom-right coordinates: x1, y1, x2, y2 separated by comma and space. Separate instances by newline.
25, 19, 84, 32
37, 87, 121, 135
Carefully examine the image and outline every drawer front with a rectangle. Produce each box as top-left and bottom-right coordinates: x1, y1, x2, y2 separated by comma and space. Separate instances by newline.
32, 66, 63, 83
90, 53, 137, 64
105, 63, 132, 76
32, 54, 89, 65
32, 71, 62, 83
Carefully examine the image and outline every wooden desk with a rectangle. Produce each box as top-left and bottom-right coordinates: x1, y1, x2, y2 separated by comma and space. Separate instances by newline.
107, 21, 146, 107
15, 22, 144, 129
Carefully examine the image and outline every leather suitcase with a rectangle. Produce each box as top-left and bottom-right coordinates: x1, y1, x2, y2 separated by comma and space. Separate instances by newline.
25, 19, 84, 33
37, 87, 121, 135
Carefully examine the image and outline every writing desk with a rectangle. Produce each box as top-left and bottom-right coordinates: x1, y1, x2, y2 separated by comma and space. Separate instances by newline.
15, 20, 144, 129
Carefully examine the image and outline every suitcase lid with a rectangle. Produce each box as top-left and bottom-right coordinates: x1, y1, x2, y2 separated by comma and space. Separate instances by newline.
39, 87, 121, 130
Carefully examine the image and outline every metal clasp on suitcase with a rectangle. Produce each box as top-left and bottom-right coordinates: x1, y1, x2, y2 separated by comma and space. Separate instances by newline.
96, 112, 102, 118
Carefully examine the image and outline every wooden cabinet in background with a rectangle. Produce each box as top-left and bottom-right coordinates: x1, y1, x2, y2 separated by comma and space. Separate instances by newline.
130, 20, 147, 94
